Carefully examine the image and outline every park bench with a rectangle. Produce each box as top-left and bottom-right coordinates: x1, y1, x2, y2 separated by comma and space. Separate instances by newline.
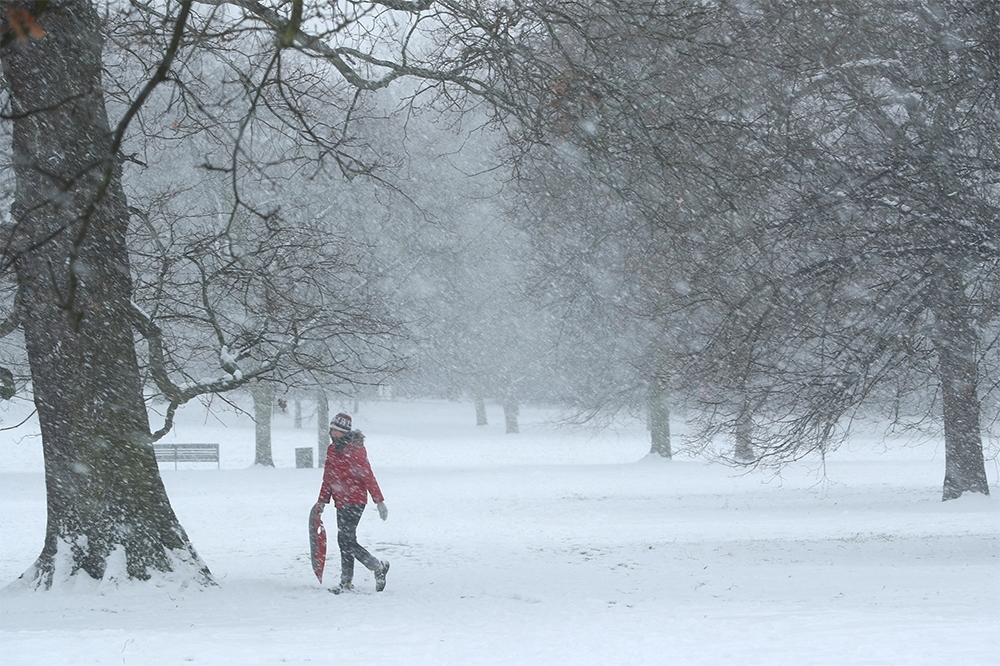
153, 443, 220, 469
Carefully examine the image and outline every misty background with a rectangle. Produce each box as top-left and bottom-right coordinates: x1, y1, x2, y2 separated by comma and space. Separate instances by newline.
2, 0, 997, 468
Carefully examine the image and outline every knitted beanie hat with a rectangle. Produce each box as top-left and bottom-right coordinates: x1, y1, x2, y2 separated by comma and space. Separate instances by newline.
331, 412, 352, 433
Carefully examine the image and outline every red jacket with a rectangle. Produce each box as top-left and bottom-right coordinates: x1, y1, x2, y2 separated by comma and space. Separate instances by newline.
318, 432, 384, 509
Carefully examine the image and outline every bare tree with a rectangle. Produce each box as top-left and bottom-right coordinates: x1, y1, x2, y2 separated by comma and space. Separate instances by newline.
1, 0, 212, 588
686, 0, 998, 499
510, 0, 998, 494
642, 1, 998, 497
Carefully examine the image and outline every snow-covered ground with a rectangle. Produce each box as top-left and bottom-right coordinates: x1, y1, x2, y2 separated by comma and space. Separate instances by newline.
1, 397, 997, 665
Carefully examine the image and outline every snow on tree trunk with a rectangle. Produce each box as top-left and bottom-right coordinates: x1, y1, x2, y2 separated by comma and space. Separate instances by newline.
931, 273, 989, 501
252, 381, 275, 467
1, 0, 211, 588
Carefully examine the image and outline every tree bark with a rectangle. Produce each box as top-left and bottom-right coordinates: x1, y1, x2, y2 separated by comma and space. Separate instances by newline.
930, 273, 989, 500
649, 382, 672, 459
733, 412, 754, 463
474, 393, 488, 426
251, 381, 275, 466
1, 0, 210, 587
503, 394, 519, 434
316, 388, 329, 467
648, 344, 672, 458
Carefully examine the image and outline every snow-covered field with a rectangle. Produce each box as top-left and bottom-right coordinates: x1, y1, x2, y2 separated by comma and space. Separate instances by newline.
1, 398, 997, 665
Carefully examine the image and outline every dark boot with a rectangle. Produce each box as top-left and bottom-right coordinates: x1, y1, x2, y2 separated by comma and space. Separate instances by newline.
374, 561, 390, 592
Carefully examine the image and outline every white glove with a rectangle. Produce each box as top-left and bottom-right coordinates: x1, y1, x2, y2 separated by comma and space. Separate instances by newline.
377, 501, 388, 521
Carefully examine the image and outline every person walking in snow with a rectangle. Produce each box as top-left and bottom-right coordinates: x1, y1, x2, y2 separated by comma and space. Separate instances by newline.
315, 412, 390, 594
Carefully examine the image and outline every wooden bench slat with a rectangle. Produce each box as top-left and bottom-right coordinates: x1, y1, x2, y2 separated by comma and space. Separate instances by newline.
153, 443, 219, 469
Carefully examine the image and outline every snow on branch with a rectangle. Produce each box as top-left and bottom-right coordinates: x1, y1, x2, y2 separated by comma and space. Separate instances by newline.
129, 302, 297, 440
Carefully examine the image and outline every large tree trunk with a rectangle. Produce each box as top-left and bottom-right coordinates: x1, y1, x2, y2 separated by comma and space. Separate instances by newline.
2, 0, 210, 588
251, 381, 275, 466
930, 273, 989, 501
